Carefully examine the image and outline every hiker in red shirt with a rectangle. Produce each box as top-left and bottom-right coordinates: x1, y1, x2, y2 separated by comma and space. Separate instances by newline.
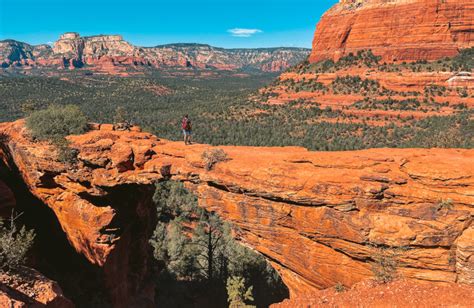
181, 114, 193, 145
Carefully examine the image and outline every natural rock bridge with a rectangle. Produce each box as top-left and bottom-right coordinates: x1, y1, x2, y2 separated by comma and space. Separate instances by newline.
1, 120, 473, 306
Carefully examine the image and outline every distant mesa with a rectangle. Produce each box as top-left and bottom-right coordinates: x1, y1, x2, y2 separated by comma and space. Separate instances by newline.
0, 32, 310, 74
59, 32, 80, 40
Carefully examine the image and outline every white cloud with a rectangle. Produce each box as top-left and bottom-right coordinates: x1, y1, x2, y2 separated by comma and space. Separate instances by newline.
228, 28, 263, 38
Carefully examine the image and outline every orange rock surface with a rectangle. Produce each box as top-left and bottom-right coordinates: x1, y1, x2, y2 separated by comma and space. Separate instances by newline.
310, 0, 474, 63
0, 120, 473, 302
272, 279, 474, 308
0, 268, 73, 308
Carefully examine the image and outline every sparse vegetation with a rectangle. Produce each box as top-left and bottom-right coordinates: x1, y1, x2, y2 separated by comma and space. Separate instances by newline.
369, 244, 407, 284
292, 50, 382, 74
425, 84, 447, 97
25, 105, 88, 164
279, 78, 327, 92
352, 98, 422, 111
0, 212, 36, 271
113, 106, 131, 126
202, 148, 229, 171
331, 75, 381, 95
227, 276, 255, 308
1, 59, 472, 153
26, 104, 88, 142
436, 199, 453, 211
335, 282, 346, 293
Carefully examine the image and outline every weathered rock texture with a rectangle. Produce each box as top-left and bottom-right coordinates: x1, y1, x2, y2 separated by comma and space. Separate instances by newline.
310, 0, 474, 63
0, 33, 310, 73
0, 120, 472, 301
0, 268, 73, 308
272, 279, 474, 307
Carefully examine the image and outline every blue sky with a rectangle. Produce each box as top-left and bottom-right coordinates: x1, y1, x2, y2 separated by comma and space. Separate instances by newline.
0, 0, 337, 48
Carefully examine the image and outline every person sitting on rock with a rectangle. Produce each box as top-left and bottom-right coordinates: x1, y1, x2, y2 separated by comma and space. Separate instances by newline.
181, 115, 193, 145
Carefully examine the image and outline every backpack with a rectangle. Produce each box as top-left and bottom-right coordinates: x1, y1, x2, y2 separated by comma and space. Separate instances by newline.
182, 118, 191, 130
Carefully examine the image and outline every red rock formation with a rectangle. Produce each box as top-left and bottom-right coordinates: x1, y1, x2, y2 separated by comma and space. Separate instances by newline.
0, 122, 158, 307
1, 34, 310, 74
258, 0, 474, 126
310, 0, 474, 63
0, 268, 73, 307
272, 279, 474, 307
260, 68, 474, 123
0, 120, 472, 302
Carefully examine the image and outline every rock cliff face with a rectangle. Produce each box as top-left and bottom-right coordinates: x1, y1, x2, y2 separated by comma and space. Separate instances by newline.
0, 33, 310, 73
260, 0, 474, 128
0, 120, 472, 304
310, 0, 474, 63
144, 44, 308, 72
0, 40, 53, 67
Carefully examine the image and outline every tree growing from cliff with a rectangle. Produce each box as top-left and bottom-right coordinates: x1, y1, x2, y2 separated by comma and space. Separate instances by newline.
149, 180, 288, 306
227, 276, 255, 308
369, 244, 409, 283
0, 212, 35, 271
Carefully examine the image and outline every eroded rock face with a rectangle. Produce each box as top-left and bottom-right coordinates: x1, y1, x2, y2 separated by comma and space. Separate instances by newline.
0, 120, 472, 301
310, 0, 474, 63
0, 122, 158, 307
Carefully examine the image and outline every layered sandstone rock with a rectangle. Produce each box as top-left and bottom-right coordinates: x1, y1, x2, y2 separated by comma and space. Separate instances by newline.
53, 32, 139, 66
0, 120, 472, 302
310, 0, 474, 63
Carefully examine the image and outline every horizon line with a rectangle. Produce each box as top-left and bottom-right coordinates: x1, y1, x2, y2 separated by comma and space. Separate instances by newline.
0, 35, 313, 50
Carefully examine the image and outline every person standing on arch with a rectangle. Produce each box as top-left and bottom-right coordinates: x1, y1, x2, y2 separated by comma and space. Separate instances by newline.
181, 114, 193, 145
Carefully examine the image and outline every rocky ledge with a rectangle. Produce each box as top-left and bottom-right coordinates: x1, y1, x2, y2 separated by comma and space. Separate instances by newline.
0, 120, 473, 305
